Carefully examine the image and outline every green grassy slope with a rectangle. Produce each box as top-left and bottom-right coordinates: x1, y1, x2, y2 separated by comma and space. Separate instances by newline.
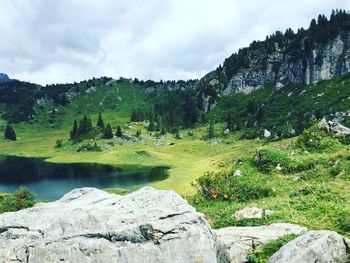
0, 75, 349, 239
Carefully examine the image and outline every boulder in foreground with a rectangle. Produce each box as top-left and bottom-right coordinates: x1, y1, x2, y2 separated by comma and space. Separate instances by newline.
0, 187, 216, 263
268, 230, 350, 263
215, 223, 307, 263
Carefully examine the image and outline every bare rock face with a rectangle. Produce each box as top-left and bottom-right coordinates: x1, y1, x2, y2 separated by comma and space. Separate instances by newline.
233, 207, 275, 221
226, 33, 350, 94
214, 223, 307, 263
0, 187, 216, 263
268, 230, 350, 263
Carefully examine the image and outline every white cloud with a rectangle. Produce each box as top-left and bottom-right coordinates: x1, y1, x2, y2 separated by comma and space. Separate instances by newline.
0, 0, 349, 84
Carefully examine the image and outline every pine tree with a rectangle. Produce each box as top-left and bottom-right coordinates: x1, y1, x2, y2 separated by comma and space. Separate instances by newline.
4, 124, 16, 141
208, 123, 215, 139
131, 109, 138, 122
115, 126, 123, 137
161, 127, 167, 135
256, 107, 264, 124
156, 115, 163, 131
175, 129, 181, 139
70, 120, 78, 139
104, 123, 113, 139
78, 119, 85, 135
247, 99, 257, 114
236, 117, 242, 131
96, 113, 105, 130
226, 113, 234, 131
87, 117, 92, 131
148, 121, 155, 131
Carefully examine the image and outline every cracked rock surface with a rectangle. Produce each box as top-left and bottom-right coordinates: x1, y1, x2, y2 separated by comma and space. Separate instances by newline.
0, 187, 216, 263
214, 223, 307, 263
267, 230, 350, 263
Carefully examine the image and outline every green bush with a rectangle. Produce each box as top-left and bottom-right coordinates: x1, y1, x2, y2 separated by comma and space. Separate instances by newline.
296, 124, 342, 152
338, 134, 350, 145
55, 139, 63, 148
195, 171, 274, 202
254, 148, 290, 173
0, 187, 36, 213
77, 142, 102, 152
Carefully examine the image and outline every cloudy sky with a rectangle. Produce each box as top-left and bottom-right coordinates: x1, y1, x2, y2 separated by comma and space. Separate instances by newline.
0, 0, 349, 85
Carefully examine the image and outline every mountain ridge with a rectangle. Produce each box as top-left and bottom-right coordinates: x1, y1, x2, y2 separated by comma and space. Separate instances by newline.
0, 73, 10, 84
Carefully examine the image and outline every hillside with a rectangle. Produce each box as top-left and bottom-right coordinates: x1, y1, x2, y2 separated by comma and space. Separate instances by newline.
196, 10, 350, 108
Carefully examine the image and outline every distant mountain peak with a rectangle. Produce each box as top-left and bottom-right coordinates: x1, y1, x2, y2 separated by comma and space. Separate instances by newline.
0, 73, 10, 84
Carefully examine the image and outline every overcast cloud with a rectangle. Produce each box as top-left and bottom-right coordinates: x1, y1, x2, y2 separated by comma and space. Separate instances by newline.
0, 0, 349, 85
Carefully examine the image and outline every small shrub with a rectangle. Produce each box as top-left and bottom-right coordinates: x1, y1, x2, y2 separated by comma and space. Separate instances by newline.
254, 148, 289, 173
55, 139, 63, 148
296, 124, 342, 152
77, 142, 102, 152
338, 134, 350, 145
1, 187, 36, 213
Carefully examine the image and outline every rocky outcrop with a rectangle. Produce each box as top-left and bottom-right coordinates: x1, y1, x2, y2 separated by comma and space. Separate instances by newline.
225, 33, 350, 94
318, 118, 350, 136
0, 187, 348, 263
268, 230, 350, 263
0, 187, 216, 263
215, 223, 307, 263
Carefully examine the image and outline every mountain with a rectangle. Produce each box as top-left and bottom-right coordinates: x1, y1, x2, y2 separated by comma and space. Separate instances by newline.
196, 10, 350, 108
0, 73, 10, 84
1, 10, 350, 139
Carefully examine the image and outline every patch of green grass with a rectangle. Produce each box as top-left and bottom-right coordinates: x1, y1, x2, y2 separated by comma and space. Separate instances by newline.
246, 234, 299, 263
189, 134, 350, 237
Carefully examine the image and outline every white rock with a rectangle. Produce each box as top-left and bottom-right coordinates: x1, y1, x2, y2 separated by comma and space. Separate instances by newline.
318, 119, 350, 137
268, 230, 349, 263
264, 129, 271, 138
276, 163, 282, 171
233, 170, 243, 177
0, 187, 216, 263
233, 207, 275, 221
215, 223, 307, 263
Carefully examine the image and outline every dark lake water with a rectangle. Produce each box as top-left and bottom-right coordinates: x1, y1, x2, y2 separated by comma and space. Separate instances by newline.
0, 155, 169, 200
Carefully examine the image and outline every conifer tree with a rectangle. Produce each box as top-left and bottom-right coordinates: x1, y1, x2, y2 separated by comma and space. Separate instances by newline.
247, 99, 257, 114
208, 122, 215, 139
104, 123, 113, 139
4, 124, 16, 141
161, 126, 167, 135
148, 121, 155, 131
175, 129, 181, 139
96, 113, 105, 130
131, 109, 138, 122
236, 117, 242, 131
115, 125, 123, 137
70, 120, 78, 139
156, 115, 163, 131
256, 107, 264, 124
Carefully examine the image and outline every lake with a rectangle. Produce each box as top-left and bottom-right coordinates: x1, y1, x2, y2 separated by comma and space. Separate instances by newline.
0, 155, 169, 200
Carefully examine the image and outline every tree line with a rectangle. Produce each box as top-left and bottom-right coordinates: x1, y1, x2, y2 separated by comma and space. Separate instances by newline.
69, 113, 140, 141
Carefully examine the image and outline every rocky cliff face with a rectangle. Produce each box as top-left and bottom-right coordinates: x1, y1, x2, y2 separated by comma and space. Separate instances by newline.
224, 32, 350, 94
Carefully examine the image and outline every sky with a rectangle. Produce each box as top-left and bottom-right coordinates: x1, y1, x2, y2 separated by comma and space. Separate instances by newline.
0, 0, 350, 85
